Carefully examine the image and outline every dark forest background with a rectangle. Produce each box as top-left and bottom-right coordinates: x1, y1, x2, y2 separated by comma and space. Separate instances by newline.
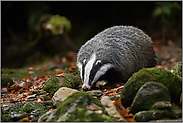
1, 1, 182, 68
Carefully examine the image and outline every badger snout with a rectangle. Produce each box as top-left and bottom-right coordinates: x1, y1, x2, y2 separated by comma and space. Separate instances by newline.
82, 84, 91, 91
82, 86, 89, 91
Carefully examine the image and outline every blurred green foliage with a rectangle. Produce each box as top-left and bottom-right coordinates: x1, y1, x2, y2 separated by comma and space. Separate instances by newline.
48, 15, 71, 35
27, 14, 71, 47
152, 2, 181, 18
152, 2, 181, 42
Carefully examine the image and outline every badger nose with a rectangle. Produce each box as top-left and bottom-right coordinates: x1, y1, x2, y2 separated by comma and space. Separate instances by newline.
82, 86, 89, 91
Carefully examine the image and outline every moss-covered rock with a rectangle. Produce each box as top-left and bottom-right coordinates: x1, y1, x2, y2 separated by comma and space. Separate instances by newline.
130, 82, 171, 114
43, 77, 61, 94
172, 62, 182, 77
46, 91, 113, 122
43, 74, 81, 94
133, 101, 182, 122
133, 109, 178, 122
121, 67, 182, 108
1, 74, 14, 87
151, 101, 172, 110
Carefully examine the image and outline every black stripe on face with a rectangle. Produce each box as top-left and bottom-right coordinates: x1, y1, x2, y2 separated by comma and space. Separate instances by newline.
82, 60, 88, 82
89, 60, 108, 86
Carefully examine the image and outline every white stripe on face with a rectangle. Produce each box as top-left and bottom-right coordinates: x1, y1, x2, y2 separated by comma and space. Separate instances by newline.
90, 63, 114, 86
82, 53, 96, 89
77, 62, 83, 81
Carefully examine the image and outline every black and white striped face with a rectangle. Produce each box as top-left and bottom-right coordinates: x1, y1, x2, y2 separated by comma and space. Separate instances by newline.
77, 53, 114, 91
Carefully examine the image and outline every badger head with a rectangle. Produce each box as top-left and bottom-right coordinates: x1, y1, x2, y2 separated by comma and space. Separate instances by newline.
77, 53, 114, 91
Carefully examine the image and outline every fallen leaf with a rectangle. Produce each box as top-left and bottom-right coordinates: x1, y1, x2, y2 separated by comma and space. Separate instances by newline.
6, 82, 10, 89
126, 113, 133, 118
95, 110, 103, 114
120, 109, 128, 118
2, 104, 9, 107
1, 87, 8, 93
86, 105, 98, 111
55, 73, 65, 77
26, 94, 36, 99
125, 118, 136, 122
19, 117, 29, 122
25, 73, 30, 80
107, 91, 117, 96
37, 98, 42, 103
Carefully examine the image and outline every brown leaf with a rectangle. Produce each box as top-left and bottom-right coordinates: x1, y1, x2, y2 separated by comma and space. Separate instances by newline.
125, 118, 136, 122
120, 109, 128, 118
55, 73, 65, 77
25, 73, 30, 80
86, 105, 98, 111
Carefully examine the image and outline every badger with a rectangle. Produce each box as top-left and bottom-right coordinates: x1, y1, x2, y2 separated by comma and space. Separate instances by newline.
77, 26, 157, 91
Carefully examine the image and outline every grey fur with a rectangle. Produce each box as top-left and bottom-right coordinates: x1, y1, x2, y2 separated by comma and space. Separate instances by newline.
77, 25, 157, 82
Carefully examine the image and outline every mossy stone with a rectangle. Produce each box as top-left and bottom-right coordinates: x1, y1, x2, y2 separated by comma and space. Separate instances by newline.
121, 67, 182, 108
46, 91, 113, 122
43, 74, 81, 94
172, 62, 182, 77
1, 74, 14, 87
133, 109, 178, 122
130, 82, 171, 114
43, 77, 61, 94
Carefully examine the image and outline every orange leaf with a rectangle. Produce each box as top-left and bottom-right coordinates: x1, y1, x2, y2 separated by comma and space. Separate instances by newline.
10, 90, 16, 94
6, 82, 10, 89
25, 83, 30, 90
117, 84, 121, 87
55, 73, 65, 77
120, 109, 128, 118
39, 96, 45, 101
25, 73, 30, 80
47, 95, 52, 100
125, 118, 136, 122
19, 117, 29, 122
126, 113, 133, 118
107, 91, 117, 96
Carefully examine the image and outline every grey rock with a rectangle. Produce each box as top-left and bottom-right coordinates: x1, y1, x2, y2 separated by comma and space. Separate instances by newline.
152, 101, 172, 110
171, 106, 182, 118
10, 112, 27, 121
133, 110, 178, 122
87, 90, 104, 99
37, 109, 56, 122
130, 82, 170, 114
52, 87, 78, 107
101, 96, 126, 122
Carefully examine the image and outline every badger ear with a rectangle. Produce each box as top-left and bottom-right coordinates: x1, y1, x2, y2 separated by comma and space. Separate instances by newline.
96, 60, 102, 66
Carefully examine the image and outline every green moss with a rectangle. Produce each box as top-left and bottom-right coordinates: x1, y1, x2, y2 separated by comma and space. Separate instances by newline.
22, 102, 45, 113
121, 67, 182, 107
1, 114, 13, 122
1, 74, 14, 87
43, 77, 60, 94
62, 74, 81, 89
172, 62, 182, 77
43, 74, 81, 94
